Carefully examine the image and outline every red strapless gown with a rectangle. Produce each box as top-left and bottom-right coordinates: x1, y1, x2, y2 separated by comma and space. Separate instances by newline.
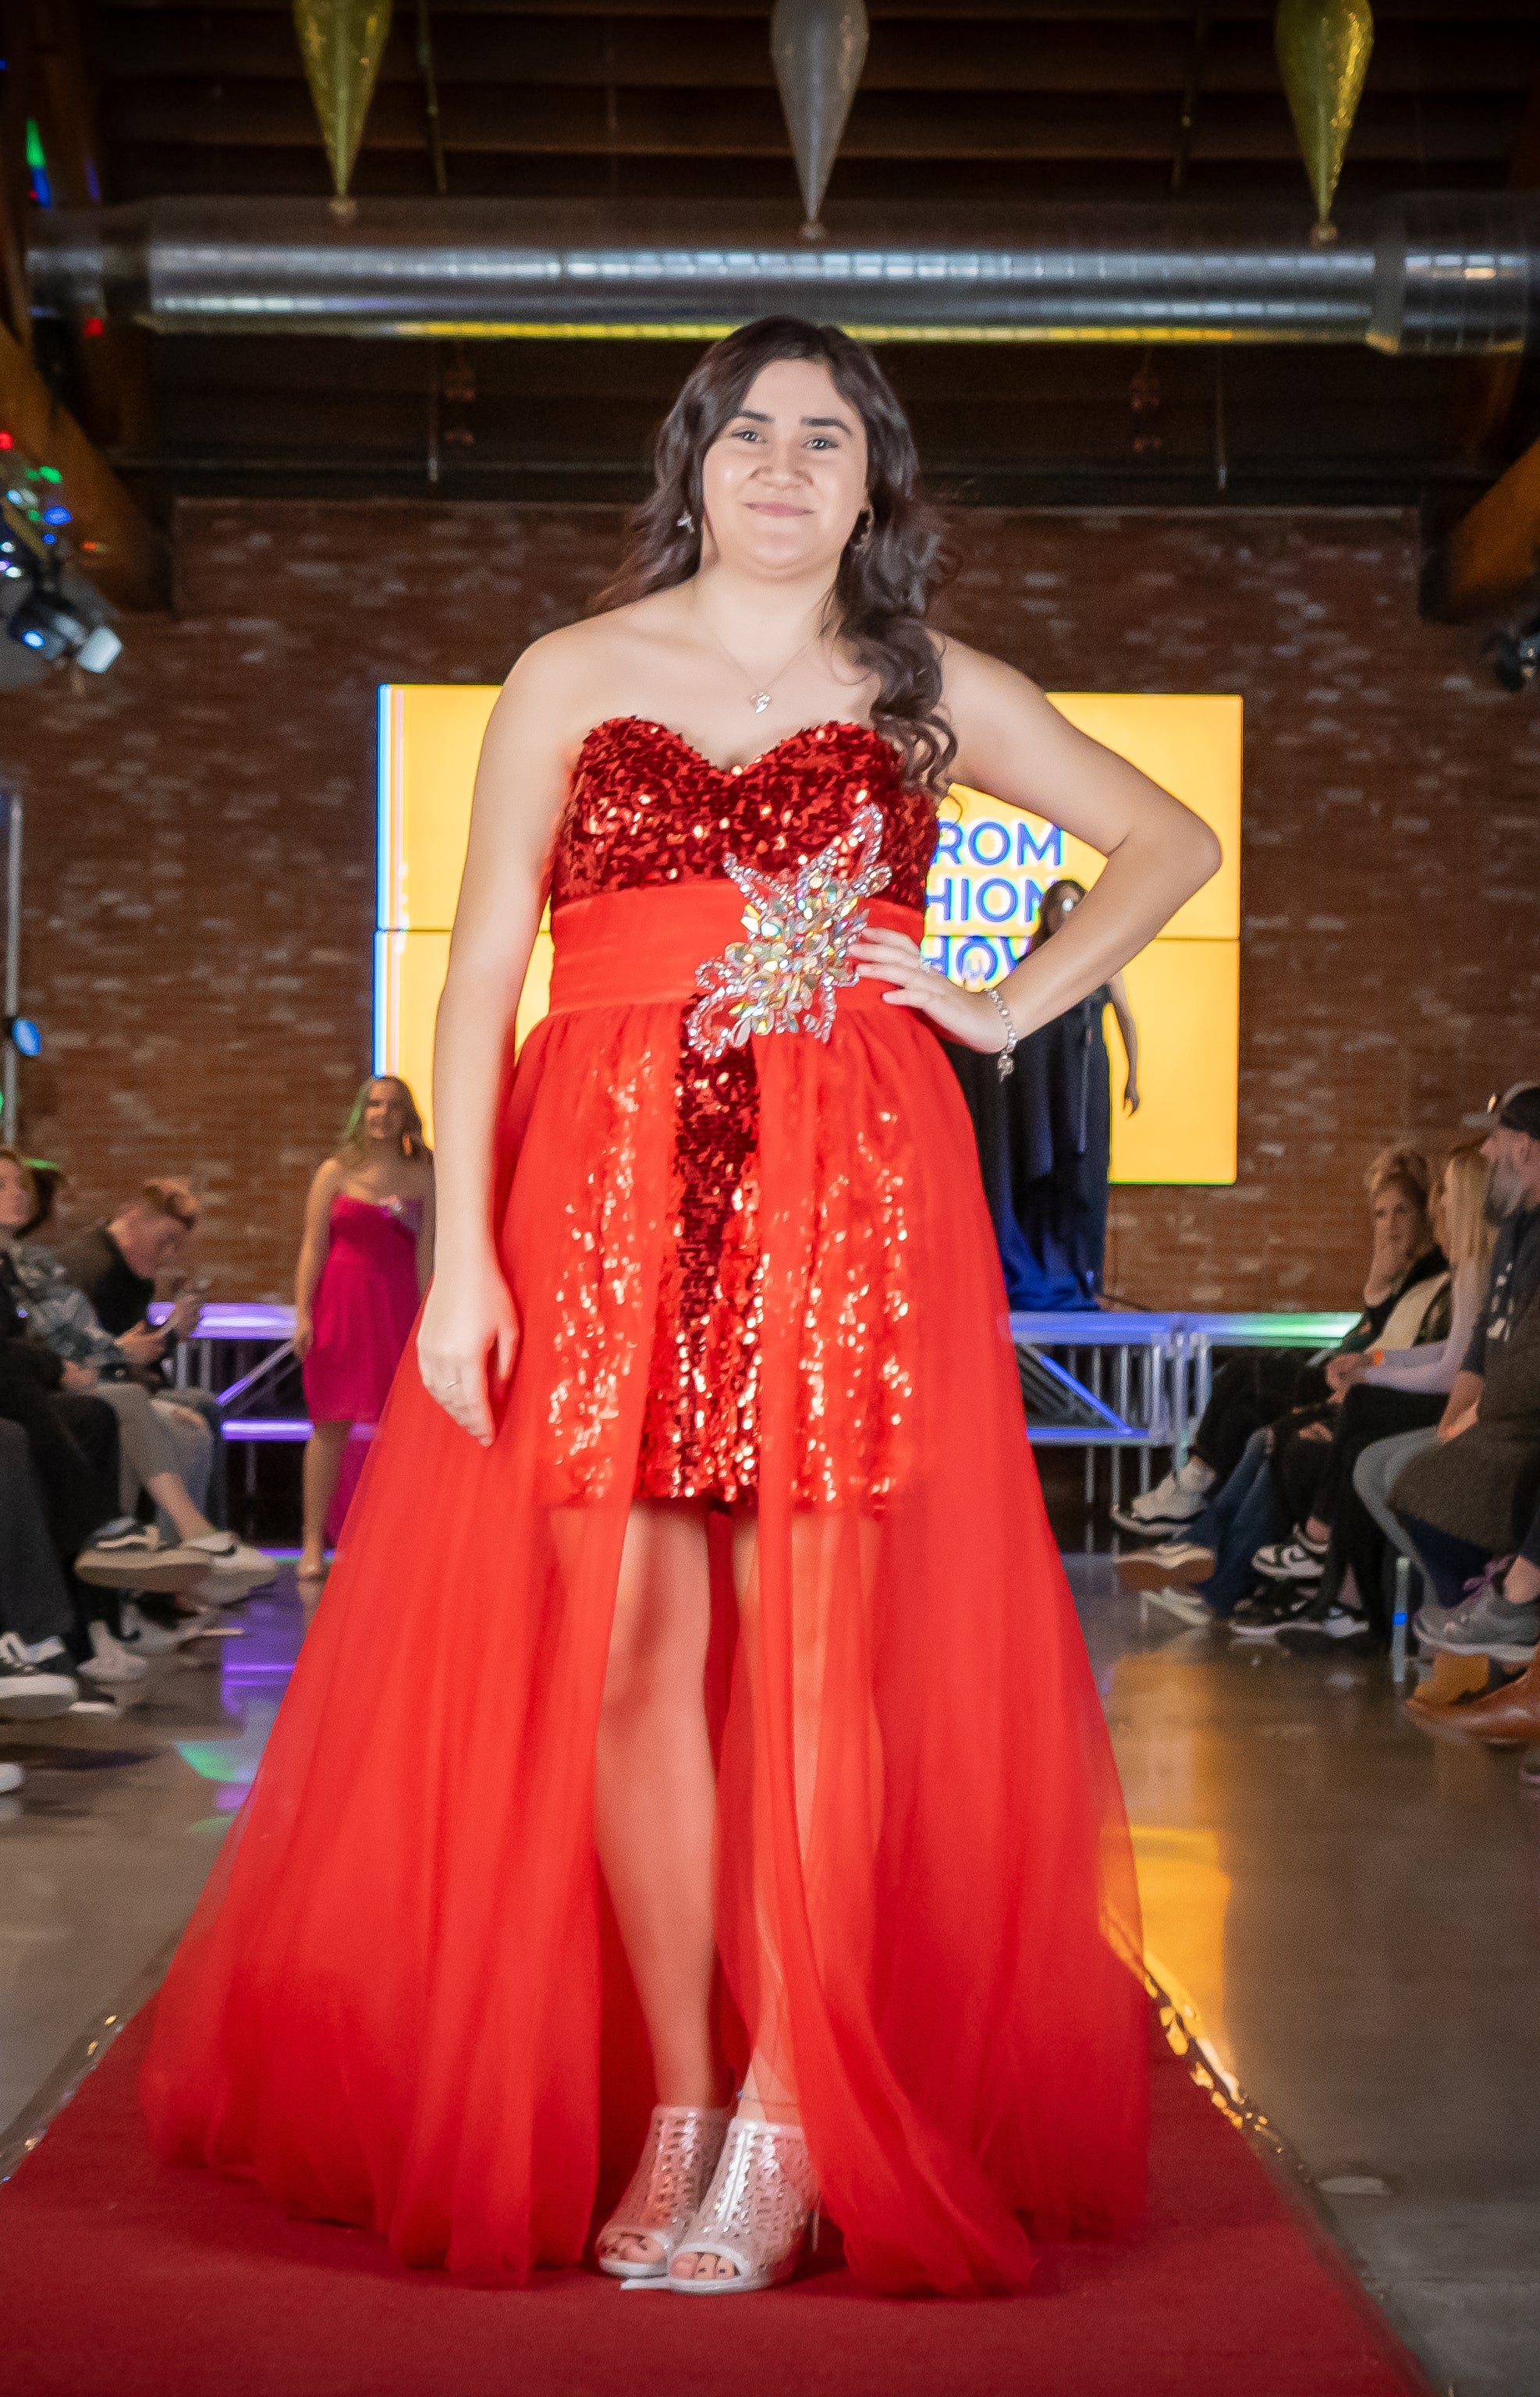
142, 719, 1147, 2294
302, 1193, 423, 1539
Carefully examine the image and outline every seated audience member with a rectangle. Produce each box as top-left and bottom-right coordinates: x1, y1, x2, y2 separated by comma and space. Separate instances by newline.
0, 1153, 265, 1587
1240, 1142, 1492, 1639
1115, 1148, 1450, 1625
1403, 1495, 1540, 1738
0, 1419, 82, 1716
1113, 1145, 1446, 1538
54, 1174, 226, 1529
0, 1222, 186, 1689
19, 1159, 65, 1241
57, 1177, 199, 1333
1389, 1084, 1540, 1657
1116, 1422, 1277, 1624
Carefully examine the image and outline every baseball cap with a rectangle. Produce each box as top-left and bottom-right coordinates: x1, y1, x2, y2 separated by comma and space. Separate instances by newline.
1464, 1081, 1540, 1139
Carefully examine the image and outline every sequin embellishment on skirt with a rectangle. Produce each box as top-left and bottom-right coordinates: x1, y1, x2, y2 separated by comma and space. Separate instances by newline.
686, 803, 892, 1062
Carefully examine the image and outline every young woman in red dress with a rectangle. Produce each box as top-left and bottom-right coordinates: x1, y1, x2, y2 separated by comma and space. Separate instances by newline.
143, 318, 1219, 2296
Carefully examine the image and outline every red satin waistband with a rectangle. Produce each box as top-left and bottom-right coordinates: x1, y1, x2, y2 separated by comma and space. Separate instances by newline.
548, 882, 923, 1015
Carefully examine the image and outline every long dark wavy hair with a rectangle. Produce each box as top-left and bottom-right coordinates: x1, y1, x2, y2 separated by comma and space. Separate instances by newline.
593, 318, 956, 791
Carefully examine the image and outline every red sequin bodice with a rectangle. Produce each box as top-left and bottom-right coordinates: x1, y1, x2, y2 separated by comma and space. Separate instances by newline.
552, 716, 935, 909
552, 716, 939, 1507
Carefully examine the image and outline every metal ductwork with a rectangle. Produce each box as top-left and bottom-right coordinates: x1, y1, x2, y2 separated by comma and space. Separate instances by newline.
27, 196, 1540, 353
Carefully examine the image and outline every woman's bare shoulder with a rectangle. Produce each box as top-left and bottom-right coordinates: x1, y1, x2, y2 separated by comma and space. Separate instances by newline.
504, 596, 674, 689
935, 633, 1046, 712
495, 598, 676, 752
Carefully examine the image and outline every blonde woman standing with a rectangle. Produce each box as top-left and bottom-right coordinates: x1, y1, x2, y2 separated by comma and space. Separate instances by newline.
294, 1078, 434, 1580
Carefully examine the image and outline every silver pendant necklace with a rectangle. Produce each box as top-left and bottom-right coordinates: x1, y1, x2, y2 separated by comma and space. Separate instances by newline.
694, 598, 822, 714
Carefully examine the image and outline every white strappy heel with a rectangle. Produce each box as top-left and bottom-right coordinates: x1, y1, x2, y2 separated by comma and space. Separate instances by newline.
668, 2117, 819, 2294
594, 2104, 730, 2279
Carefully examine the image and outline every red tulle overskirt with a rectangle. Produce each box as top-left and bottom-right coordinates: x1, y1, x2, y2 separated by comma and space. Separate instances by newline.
142, 939, 1148, 2294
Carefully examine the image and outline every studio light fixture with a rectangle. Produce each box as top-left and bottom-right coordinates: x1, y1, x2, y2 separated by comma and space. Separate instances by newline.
0, 431, 121, 675
1485, 613, 1540, 693
5, 574, 121, 673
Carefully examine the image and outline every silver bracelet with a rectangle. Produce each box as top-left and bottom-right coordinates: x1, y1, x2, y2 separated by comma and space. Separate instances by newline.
986, 986, 1019, 1081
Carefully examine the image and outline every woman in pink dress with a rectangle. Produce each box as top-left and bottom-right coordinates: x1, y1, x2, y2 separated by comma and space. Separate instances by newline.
295, 1076, 435, 1580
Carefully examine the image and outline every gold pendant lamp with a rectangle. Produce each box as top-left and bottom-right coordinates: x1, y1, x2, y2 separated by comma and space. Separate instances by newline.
770, 0, 870, 240
1274, 0, 1375, 246
293, 0, 393, 215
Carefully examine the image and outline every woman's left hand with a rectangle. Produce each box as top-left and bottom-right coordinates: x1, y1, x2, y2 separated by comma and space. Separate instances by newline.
852, 928, 1017, 1058
1123, 1077, 1141, 1116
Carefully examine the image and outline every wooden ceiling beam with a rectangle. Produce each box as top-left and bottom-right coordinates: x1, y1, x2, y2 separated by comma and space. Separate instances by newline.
83, 0, 1540, 20
0, 315, 169, 609
1422, 435, 1540, 620
26, 0, 102, 208
1441, 68, 1540, 470
0, 34, 36, 359
97, 147, 1510, 211
21, 0, 154, 451
101, 81, 1518, 165
84, 14, 1538, 94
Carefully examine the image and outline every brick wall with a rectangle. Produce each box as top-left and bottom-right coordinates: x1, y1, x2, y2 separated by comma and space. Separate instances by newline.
2, 498, 1534, 1307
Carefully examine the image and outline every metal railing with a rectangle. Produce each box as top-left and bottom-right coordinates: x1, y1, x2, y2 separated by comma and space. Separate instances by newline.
169, 1301, 1358, 1500
1010, 1309, 1358, 1513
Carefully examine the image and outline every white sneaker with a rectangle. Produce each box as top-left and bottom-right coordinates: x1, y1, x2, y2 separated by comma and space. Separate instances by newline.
1115, 1541, 1216, 1594
1144, 1587, 1214, 1628
160, 1533, 275, 1586
0, 1631, 78, 1720
119, 1600, 218, 1657
80, 1621, 151, 1685
75, 1525, 210, 1593
1109, 1456, 1214, 1539
1251, 1534, 1327, 1585
0, 1760, 22, 1795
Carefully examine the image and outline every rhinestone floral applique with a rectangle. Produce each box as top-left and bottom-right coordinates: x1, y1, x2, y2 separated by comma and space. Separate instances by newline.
685, 802, 891, 1063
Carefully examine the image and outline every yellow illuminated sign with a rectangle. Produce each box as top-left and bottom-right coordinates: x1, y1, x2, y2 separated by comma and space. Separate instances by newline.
375, 687, 1240, 1183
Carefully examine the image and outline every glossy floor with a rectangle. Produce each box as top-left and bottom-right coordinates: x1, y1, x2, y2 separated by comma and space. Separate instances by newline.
2, 1561, 1537, 2395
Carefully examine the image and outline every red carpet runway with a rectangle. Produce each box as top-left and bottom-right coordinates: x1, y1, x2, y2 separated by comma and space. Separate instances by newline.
2, 2006, 1432, 2397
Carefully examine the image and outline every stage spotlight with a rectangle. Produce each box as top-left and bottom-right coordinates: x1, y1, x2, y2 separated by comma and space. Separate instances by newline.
1485, 613, 1540, 694
3, 1017, 41, 1058
5, 577, 121, 673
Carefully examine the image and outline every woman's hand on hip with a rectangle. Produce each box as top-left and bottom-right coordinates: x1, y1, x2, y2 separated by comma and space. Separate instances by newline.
417, 1255, 520, 1447
853, 929, 1019, 1058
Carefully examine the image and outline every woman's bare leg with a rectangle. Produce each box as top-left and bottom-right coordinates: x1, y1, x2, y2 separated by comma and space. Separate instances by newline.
300, 1422, 350, 1575
674, 1507, 797, 2282
595, 1499, 722, 2268
675, 1506, 880, 2281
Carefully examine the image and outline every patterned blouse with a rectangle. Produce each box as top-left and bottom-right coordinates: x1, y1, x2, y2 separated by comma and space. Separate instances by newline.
9, 1245, 132, 1375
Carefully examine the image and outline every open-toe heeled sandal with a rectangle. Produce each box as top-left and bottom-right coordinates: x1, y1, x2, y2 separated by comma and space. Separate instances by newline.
668, 2118, 818, 2295
594, 2104, 730, 2280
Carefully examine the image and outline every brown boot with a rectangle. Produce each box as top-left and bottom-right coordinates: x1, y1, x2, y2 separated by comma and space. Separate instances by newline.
1425, 1652, 1540, 1744
1406, 1650, 1498, 1714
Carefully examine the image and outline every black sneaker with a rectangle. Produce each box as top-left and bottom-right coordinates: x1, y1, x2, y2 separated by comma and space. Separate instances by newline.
1230, 1586, 1319, 1640
1278, 1599, 1371, 1649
